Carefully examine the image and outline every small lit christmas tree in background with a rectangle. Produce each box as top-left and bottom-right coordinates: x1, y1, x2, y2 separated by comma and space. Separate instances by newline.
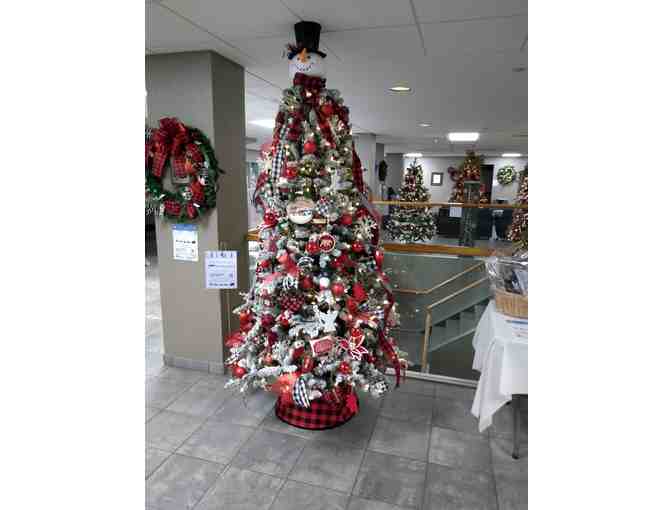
507, 167, 528, 251
387, 160, 436, 243
450, 150, 485, 202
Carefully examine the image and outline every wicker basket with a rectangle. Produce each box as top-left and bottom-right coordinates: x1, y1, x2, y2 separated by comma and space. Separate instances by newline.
494, 289, 528, 318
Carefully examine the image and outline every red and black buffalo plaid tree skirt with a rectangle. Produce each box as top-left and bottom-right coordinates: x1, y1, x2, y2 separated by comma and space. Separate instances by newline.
275, 392, 359, 430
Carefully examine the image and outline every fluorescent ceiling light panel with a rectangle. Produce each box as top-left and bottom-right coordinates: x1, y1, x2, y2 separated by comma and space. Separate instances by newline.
389, 85, 411, 92
250, 119, 275, 129
448, 132, 479, 142
502, 153, 522, 157
418, 122, 432, 127
404, 152, 423, 158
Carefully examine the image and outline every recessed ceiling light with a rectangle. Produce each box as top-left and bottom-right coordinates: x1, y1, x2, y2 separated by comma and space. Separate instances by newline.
250, 119, 275, 129
448, 132, 479, 142
389, 85, 412, 93
418, 122, 432, 127
502, 153, 522, 157
404, 152, 423, 158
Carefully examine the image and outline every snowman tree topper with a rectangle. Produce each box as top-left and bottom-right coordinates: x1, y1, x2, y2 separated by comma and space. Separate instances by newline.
288, 21, 327, 79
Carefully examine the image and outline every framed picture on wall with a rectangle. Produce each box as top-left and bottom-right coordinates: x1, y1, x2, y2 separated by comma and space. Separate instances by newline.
431, 172, 443, 186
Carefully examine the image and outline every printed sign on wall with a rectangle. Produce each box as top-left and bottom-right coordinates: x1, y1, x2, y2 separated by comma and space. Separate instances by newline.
205, 251, 237, 289
172, 224, 198, 261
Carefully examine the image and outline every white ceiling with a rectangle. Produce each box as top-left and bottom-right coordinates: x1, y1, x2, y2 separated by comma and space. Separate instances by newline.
147, 0, 528, 156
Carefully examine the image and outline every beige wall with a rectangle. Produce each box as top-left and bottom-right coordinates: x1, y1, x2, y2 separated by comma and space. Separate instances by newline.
146, 51, 248, 367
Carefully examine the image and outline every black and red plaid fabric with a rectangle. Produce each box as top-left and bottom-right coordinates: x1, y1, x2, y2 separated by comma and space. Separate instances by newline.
275, 393, 358, 430
172, 155, 188, 178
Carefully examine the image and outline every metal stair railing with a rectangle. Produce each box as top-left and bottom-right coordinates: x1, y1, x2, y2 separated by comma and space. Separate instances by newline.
420, 274, 490, 372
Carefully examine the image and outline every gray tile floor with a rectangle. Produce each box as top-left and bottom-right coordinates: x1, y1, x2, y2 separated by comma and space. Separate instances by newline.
146, 259, 528, 510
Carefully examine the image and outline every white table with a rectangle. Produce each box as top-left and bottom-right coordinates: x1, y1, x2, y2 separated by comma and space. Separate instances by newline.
471, 300, 528, 456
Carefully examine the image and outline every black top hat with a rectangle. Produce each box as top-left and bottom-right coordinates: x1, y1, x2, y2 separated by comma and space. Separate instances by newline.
288, 21, 327, 59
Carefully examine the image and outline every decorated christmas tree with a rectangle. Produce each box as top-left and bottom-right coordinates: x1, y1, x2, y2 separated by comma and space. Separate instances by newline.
387, 160, 436, 243
450, 150, 484, 202
507, 167, 528, 251
225, 22, 405, 429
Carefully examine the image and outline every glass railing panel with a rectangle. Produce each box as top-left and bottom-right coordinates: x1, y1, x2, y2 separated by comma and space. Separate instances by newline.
372, 200, 523, 252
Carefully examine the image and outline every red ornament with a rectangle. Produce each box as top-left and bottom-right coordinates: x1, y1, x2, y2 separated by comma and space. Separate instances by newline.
351, 240, 365, 253
346, 297, 359, 313
293, 346, 305, 360
240, 321, 253, 332
340, 213, 353, 226
321, 103, 334, 116
277, 251, 290, 265
331, 282, 345, 297
338, 362, 352, 375
350, 327, 364, 342
259, 258, 271, 269
355, 207, 368, 219
374, 250, 384, 269
302, 356, 315, 372
225, 331, 244, 348
239, 310, 252, 325
231, 365, 247, 378
306, 240, 320, 255
352, 283, 367, 303
300, 275, 314, 290
319, 233, 336, 253
261, 314, 275, 329
263, 211, 278, 227
277, 311, 291, 328
303, 140, 317, 154
285, 164, 298, 180
267, 331, 278, 345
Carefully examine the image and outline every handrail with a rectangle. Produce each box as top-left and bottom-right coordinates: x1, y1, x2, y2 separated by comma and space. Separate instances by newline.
420, 276, 490, 372
427, 277, 489, 311
246, 230, 495, 257
373, 200, 527, 209
395, 261, 484, 295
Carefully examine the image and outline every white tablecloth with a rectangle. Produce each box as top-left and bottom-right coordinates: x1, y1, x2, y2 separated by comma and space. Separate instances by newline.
471, 300, 528, 432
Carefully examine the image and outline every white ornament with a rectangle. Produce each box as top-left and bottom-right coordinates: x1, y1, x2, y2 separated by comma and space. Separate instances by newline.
289, 51, 326, 79
314, 305, 338, 333
287, 198, 315, 224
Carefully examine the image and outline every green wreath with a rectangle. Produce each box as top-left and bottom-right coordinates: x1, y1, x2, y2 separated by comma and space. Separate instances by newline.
145, 117, 224, 221
496, 165, 516, 186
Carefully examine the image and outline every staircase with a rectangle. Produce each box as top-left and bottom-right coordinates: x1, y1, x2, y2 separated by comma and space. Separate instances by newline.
387, 253, 492, 381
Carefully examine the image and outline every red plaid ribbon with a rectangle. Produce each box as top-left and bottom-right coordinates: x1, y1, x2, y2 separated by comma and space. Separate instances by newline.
293, 73, 326, 91
190, 180, 205, 204
149, 118, 192, 178
275, 390, 358, 430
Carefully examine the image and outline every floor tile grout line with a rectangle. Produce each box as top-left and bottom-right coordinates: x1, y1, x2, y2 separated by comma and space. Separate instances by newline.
189, 462, 230, 510
145, 448, 172, 481
267, 477, 289, 510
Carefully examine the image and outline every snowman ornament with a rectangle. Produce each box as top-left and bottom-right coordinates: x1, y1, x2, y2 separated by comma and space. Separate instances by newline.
287, 21, 327, 79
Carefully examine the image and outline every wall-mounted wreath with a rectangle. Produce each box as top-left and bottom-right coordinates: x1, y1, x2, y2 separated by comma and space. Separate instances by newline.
145, 117, 224, 221
448, 166, 461, 182
496, 165, 517, 186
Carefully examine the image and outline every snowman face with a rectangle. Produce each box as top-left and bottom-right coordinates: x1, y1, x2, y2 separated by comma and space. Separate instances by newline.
289, 50, 326, 78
